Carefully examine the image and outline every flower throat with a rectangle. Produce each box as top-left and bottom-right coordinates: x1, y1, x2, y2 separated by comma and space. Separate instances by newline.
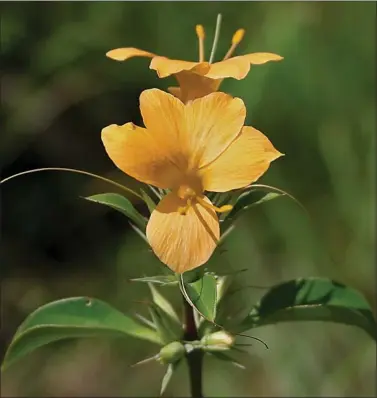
177, 185, 232, 216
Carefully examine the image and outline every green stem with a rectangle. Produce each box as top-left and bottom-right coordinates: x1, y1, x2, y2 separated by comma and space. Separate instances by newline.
183, 298, 203, 398
0, 167, 144, 200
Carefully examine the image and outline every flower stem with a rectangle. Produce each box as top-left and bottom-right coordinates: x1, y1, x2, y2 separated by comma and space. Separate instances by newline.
183, 298, 204, 398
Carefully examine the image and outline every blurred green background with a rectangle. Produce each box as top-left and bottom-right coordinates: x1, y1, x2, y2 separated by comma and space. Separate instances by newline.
1, 2, 375, 397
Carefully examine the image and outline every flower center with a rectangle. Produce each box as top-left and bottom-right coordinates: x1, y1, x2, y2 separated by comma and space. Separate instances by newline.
176, 184, 233, 216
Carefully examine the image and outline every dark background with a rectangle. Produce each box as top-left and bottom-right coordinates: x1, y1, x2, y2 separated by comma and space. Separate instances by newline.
1, 2, 376, 397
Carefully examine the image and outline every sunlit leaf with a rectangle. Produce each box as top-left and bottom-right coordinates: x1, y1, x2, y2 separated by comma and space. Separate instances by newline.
2, 297, 161, 371
234, 278, 376, 340
180, 274, 217, 322
85, 193, 147, 230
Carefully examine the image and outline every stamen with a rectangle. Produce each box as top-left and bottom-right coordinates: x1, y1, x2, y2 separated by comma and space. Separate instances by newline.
208, 13, 222, 64
195, 24, 205, 62
178, 197, 192, 216
196, 196, 233, 214
223, 28, 245, 61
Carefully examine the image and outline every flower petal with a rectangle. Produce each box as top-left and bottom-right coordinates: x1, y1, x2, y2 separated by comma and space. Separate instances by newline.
102, 122, 182, 188
175, 72, 221, 103
139, 89, 189, 171
146, 193, 219, 273
200, 126, 283, 192
243, 52, 284, 65
206, 57, 250, 80
150, 56, 210, 78
205, 53, 283, 80
167, 86, 182, 100
106, 47, 155, 61
185, 92, 246, 169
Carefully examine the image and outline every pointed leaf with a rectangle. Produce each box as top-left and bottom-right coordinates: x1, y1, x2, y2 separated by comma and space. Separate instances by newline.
234, 278, 376, 340
2, 297, 161, 370
85, 193, 147, 230
148, 283, 180, 324
180, 274, 217, 322
140, 189, 157, 213
160, 363, 177, 396
149, 304, 183, 345
130, 275, 178, 286
209, 351, 246, 370
222, 190, 282, 228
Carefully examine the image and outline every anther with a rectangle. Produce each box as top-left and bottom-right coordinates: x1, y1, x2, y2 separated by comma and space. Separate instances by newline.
223, 28, 245, 61
196, 24, 205, 62
196, 25, 205, 40
196, 196, 233, 214
232, 29, 245, 45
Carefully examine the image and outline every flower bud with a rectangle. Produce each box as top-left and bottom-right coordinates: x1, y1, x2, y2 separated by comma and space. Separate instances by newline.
201, 330, 235, 351
158, 341, 186, 364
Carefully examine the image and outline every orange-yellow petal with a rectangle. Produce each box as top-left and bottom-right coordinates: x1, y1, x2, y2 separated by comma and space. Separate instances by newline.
167, 86, 182, 100
243, 52, 283, 65
146, 193, 219, 273
200, 126, 283, 192
150, 56, 210, 78
185, 92, 246, 169
205, 52, 283, 80
174, 72, 221, 103
139, 89, 189, 171
206, 57, 250, 80
106, 47, 155, 61
101, 122, 182, 188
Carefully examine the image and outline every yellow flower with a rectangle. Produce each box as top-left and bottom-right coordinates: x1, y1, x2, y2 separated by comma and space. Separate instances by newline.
102, 89, 282, 273
106, 24, 283, 103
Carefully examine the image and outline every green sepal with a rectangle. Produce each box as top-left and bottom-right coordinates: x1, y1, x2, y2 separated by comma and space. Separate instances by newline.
208, 351, 246, 370
149, 304, 183, 345
160, 362, 179, 396
148, 283, 180, 324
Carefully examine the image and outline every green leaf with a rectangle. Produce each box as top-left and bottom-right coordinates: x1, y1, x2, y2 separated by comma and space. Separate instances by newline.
2, 297, 161, 371
84, 193, 147, 230
130, 275, 178, 286
223, 190, 283, 226
149, 304, 182, 345
160, 363, 177, 396
148, 283, 180, 324
234, 278, 377, 340
180, 274, 217, 322
221, 184, 307, 232
140, 188, 157, 213
209, 351, 246, 370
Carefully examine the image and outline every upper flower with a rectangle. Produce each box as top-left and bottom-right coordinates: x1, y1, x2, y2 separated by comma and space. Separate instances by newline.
102, 89, 282, 273
106, 23, 283, 103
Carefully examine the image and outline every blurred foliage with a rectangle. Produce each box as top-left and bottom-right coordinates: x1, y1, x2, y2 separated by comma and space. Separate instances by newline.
1, 2, 375, 397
